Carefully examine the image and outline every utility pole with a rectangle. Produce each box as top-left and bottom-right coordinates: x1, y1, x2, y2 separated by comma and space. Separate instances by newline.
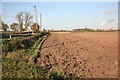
34, 6, 38, 32
40, 13, 42, 31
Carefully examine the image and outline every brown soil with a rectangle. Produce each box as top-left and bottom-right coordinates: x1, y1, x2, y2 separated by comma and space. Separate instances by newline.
37, 32, 118, 78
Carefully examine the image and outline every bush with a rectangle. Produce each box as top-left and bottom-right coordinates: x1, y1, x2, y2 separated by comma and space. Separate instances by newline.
47, 67, 65, 79
2, 32, 50, 53
2, 35, 39, 53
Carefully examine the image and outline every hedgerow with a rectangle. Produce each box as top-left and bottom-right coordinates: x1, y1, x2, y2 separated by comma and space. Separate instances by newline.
2, 32, 62, 79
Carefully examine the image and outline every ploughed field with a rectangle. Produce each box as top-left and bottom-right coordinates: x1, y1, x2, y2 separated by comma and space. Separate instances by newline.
37, 32, 118, 78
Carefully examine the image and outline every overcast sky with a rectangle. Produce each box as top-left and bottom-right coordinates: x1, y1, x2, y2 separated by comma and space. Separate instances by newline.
2, 2, 118, 30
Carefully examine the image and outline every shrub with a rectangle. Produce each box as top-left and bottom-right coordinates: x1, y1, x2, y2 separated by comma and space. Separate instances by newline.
47, 66, 65, 79
2, 35, 39, 53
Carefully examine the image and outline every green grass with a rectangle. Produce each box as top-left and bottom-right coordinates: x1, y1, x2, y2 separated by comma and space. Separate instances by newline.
2, 49, 49, 78
2, 32, 66, 79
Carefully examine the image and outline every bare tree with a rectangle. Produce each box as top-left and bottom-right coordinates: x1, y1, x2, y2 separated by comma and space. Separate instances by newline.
24, 12, 33, 31
16, 12, 24, 33
16, 12, 33, 33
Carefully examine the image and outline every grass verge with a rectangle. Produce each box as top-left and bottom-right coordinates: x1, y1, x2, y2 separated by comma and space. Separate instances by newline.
2, 32, 53, 78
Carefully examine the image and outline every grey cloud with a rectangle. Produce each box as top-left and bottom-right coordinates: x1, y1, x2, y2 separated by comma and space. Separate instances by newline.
105, 9, 118, 15
101, 19, 115, 26
107, 19, 115, 22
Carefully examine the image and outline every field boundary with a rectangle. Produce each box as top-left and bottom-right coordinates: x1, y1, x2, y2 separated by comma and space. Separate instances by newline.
34, 33, 50, 64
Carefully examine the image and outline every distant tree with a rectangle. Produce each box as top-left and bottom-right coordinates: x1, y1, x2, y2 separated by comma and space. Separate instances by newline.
16, 12, 24, 33
22, 28, 26, 31
16, 12, 33, 33
24, 12, 33, 31
31, 23, 39, 32
43, 28, 47, 32
1, 22, 9, 31
10, 23, 19, 32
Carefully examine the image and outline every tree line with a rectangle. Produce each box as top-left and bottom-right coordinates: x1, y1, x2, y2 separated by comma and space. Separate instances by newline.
1, 12, 40, 33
